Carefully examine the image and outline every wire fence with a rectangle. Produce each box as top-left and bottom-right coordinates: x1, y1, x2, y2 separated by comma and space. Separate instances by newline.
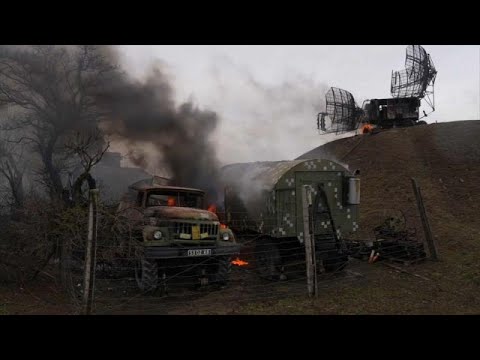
54, 201, 428, 315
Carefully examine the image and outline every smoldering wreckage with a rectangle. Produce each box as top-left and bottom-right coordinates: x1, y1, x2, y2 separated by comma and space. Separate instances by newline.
0, 45, 438, 303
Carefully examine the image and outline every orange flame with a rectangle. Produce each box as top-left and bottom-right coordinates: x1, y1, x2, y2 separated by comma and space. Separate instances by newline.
207, 204, 217, 213
231, 257, 249, 266
361, 123, 373, 134
220, 223, 228, 229
167, 197, 176, 206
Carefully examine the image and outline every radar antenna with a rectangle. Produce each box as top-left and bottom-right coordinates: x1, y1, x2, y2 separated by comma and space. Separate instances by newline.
317, 87, 363, 134
391, 45, 437, 116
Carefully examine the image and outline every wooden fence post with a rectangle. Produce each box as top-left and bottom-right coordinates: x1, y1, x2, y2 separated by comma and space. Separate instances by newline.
411, 178, 438, 261
83, 188, 99, 315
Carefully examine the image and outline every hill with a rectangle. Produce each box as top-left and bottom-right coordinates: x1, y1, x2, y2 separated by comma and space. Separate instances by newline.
288, 121, 480, 313
297, 120, 480, 245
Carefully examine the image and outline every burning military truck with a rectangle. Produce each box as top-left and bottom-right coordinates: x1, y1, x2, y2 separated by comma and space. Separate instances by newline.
117, 177, 241, 292
220, 159, 360, 279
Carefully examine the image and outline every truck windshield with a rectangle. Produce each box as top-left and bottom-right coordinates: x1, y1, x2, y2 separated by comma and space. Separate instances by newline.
146, 190, 204, 208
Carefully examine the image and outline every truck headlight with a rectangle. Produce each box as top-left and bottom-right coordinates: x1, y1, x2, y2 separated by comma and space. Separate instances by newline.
153, 230, 163, 240
222, 232, 230, 241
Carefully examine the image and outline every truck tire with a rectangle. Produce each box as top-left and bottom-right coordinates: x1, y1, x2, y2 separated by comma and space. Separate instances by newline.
254, 237, 282, 280
324, 251, 348, 273
135, 258, 159, 292
212, 256, 232, 285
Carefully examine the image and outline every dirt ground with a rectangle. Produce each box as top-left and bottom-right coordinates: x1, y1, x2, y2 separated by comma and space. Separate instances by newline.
0, 279, 74, 315
2, 120, 480, 315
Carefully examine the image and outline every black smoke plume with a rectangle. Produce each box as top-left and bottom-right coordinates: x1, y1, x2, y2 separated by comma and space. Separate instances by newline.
0, 45, 222, 203
92, 47, 221, 201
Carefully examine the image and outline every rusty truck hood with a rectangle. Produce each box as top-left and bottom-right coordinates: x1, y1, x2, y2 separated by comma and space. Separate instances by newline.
144, 206, 219, 221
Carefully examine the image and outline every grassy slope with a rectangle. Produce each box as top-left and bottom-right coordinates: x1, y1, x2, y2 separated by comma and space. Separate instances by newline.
233, 121, 480, 314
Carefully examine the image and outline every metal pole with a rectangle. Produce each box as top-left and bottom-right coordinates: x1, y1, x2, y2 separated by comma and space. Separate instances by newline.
302, 185, 316, 296
411, 178, 438, 261
310, 203, 318, 296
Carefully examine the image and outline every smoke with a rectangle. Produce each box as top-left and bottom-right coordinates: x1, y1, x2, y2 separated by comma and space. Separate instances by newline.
94, 50, 335, 202
92, 47, 221, 200
221, 161, 273, 206
0, 45, 345, 206
0, 45, 222, 202
204, 56, 333, 164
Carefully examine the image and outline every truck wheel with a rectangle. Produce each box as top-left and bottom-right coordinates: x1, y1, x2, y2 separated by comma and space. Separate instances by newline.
213, 256, 232, 285
255, 238, 282, 280
324, 252, 348, 273
135, 258, 159, 292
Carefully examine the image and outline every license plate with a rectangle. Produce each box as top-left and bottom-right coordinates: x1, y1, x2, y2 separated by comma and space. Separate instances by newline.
187, 249, 212, 257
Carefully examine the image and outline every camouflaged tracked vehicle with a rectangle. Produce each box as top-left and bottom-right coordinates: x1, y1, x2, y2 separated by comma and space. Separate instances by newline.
220, 159, 360, 279
118, 178, 240, 292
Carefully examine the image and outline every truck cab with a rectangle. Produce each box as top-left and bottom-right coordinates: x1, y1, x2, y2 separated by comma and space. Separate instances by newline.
118, 182, 241, 292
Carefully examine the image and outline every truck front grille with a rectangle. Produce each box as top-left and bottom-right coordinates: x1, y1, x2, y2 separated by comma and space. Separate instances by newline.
172, 222, 192, 236
172, 222, 218, 239
199, 223, 219, 236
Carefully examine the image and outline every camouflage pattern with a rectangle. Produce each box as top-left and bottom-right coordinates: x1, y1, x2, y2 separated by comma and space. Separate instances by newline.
221, 159, 360, 241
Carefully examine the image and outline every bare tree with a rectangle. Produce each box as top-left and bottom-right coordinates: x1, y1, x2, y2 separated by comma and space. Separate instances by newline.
0, 45, 115, 201
65, 129, 110, 204
0, 135, 26, 211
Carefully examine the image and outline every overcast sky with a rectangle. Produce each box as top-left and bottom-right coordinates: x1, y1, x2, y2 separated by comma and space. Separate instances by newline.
117, 45, 480, 165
